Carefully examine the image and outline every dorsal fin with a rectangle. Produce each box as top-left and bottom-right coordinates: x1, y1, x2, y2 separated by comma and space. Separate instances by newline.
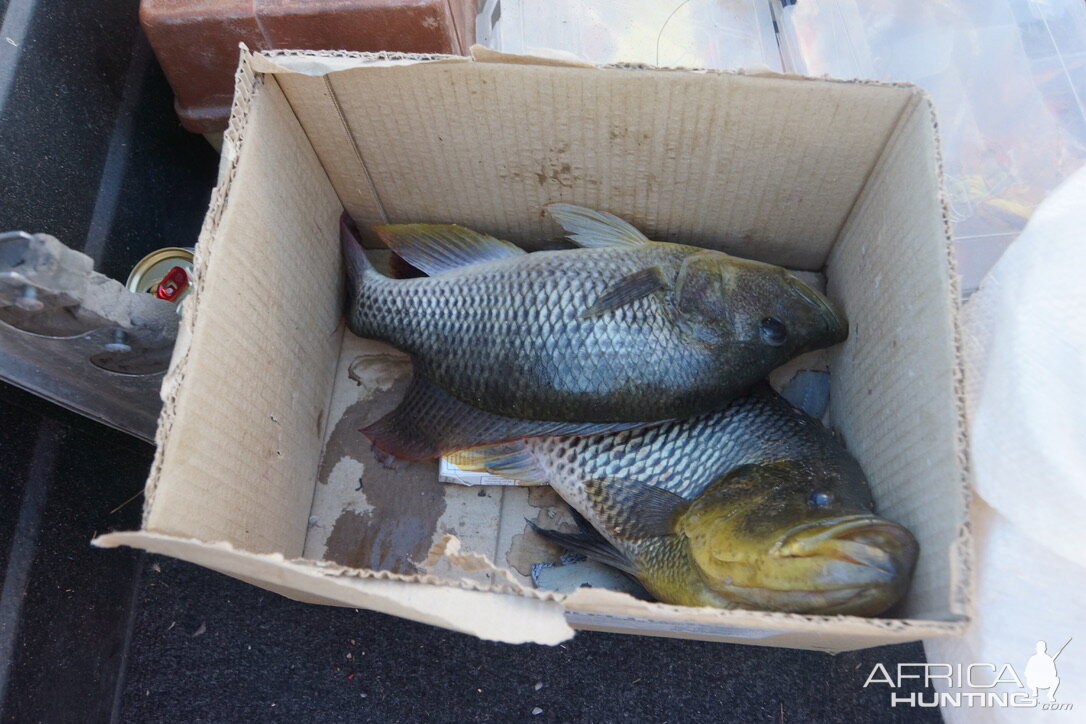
544, 204, 652, 248
584, 478, 689, 540
372, 223, 525, 275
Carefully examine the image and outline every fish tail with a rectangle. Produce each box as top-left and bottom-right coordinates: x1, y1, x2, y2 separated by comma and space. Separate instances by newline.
340, 212, 387, 338
341, 211, 376, 288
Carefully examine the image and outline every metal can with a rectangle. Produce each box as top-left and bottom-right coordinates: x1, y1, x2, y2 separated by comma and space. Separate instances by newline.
126, 247, 195, 308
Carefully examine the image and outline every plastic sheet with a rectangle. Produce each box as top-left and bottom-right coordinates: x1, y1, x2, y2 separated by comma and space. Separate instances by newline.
774, 0, 1086, 292
924, 163, 1086, 723
476, 0, 782, 71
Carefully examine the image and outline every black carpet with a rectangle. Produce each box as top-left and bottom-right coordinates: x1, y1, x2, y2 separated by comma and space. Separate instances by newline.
116, 554, 938, 723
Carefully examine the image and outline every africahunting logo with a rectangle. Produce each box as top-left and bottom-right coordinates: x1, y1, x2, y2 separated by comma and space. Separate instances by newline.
864, 639, 1073, 710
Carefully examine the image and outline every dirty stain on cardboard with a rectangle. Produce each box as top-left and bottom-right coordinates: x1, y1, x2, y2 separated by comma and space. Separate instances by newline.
313, 349, 447, 574
505, 486, 577, 578
323, 463, 446, 575
316, 352, 409, 487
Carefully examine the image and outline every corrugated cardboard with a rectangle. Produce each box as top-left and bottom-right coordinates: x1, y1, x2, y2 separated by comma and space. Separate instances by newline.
94, 47, 972, 651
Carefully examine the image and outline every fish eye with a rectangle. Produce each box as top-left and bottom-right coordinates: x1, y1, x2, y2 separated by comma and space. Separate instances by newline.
808, 491, 834, 507
760, 317, 788, 346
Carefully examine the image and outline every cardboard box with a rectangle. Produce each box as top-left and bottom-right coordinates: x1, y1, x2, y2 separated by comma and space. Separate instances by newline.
94, 47, 972, 651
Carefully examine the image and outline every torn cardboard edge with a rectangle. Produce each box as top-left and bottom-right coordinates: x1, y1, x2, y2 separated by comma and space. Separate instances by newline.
118, 47, 972, 649
91, 531, 573, 645
92, 531, 966, 650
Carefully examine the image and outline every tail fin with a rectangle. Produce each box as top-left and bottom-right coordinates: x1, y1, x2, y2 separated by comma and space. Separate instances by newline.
341, 212, 374, 295
341, 213, 383, 337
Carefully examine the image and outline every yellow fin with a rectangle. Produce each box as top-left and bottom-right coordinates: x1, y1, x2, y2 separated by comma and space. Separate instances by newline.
544, 204, 651, 248
373, 223, 524, 275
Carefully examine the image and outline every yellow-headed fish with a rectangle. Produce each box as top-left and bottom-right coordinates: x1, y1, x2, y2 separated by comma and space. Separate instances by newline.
458, 384, 918, 616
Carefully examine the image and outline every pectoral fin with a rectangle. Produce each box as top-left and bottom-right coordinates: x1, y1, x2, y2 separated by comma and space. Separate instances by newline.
527, 514, 638, 576
446, 441, 549, 485
373, 223, 524, 275
581, 267, 669, 318
544, 204, 652, 248
584, 478, 689, 540
362, 375, 650, 461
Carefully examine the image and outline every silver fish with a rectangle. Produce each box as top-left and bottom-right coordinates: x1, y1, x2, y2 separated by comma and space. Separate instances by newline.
342, 205, 847, 459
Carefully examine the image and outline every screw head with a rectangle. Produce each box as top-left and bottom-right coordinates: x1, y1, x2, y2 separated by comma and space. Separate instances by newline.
13, 286, 44, 312
104, 329, 132, 354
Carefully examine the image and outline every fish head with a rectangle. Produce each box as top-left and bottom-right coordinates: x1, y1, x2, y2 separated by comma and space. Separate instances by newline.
678, 461, 918, 615
674, 252, 848, 361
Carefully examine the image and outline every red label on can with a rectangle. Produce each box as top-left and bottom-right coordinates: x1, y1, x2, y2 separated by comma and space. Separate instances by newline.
156, 266, 190, 302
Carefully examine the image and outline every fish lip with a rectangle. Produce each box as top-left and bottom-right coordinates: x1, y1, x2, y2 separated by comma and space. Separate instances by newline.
705, 578, 885, 615
772, 515, 918, 576
702, 515, 916, 614
788, 275, 847, 342
774, 514, 897, 545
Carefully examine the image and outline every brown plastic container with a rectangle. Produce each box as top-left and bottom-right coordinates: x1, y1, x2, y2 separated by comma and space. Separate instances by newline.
140, 0, 476, 133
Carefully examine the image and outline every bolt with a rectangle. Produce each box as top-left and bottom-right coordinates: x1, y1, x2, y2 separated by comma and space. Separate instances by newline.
104, 329, 132, 354
13, 286, 44, 312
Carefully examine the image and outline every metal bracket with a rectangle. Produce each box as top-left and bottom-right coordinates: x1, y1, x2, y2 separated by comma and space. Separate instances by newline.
0, 231, 180, 442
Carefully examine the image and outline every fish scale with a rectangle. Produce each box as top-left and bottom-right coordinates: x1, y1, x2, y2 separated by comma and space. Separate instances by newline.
351, 246, 696, 420
528, 385, 835, 503
485, 385, 916, 613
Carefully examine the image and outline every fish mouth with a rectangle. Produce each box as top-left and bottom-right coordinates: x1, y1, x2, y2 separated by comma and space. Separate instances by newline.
787, 275, 848, 343
776, 515, 918, 570
768, 514, 919, 613
694, 515, 918, 615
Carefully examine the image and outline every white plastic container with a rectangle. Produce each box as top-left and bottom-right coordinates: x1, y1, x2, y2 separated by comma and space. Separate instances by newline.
476, 0, 782, 71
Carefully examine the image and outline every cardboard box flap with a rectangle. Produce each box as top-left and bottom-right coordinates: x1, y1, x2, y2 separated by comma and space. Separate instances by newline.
826, 92, 971, 622
142, 53, 345, 556
259, 50, 917, 269
93, 532, 574, 645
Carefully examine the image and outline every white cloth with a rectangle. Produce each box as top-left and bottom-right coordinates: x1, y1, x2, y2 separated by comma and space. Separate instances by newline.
924, 164, 1086, 722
